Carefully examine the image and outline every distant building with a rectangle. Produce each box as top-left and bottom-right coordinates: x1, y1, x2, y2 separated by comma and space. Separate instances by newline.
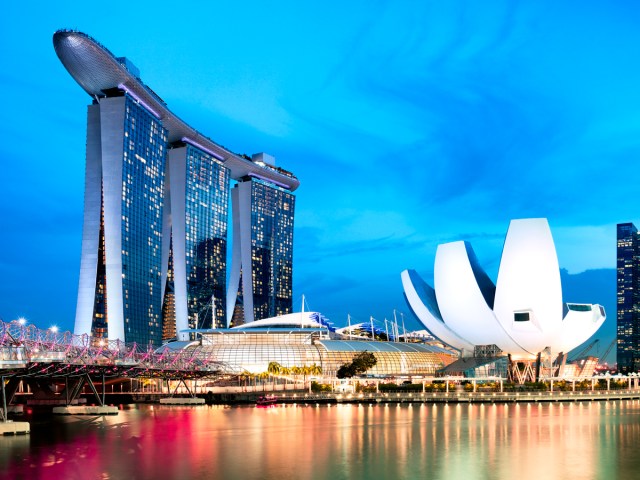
617, 223, 640, 373
53, 30, 299, 345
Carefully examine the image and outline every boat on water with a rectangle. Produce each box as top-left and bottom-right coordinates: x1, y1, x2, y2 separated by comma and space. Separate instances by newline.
256, 395, 278, 406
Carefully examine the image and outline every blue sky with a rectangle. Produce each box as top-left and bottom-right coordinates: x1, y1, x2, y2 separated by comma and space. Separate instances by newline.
0, 1, 637, 361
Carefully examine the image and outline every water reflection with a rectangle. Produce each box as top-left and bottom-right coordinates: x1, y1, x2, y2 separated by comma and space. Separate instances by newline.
2, 401, 640, 479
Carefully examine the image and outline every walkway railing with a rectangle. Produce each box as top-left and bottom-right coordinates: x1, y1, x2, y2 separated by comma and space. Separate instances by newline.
0, 319, 237, 377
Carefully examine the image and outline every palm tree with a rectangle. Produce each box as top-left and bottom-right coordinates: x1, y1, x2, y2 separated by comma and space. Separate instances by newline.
267, 361, 282, 376
278, 366, 291, 389
301, 365, 319, 393
291, 366, 302, 385
267, 362, 282, 391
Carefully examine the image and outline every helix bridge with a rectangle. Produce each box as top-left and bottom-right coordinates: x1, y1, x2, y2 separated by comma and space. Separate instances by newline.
0, 319, 239, 413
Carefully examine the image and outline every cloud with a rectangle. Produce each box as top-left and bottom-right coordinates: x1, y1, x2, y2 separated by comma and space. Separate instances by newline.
1, 0, 636, 340
296, 229, 425, 263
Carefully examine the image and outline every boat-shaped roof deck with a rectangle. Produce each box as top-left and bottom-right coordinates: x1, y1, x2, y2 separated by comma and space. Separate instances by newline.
53, 29, 299, 191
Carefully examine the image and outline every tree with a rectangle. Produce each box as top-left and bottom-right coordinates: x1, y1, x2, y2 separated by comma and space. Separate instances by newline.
352, 351, 377, 373
336, 351, 377, 379
337, 364, 356, 379
267, 362, 282, 376
291, 366, 301, 382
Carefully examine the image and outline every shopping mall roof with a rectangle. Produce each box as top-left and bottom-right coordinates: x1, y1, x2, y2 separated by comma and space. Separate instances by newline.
318, 340, 454, 355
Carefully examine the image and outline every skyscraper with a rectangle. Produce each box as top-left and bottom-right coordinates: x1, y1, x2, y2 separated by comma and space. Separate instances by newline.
77, 93, 168, 346
617, 222, 640, 373
162, 143, 230, 334
54, 30, 299, 345
227, 153, 295, 326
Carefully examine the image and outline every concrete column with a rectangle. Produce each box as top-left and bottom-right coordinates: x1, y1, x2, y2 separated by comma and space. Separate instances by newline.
2, 376, 7, 423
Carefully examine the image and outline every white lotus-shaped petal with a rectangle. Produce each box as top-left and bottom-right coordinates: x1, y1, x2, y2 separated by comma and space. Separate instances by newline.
493, 218, 564, 354
402, 218, 605, 360
434, 241, 531, 356
556, 304, 606, 353
402, 269, 475, 353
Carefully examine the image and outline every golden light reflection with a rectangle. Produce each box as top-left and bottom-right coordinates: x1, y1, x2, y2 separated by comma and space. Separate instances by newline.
7, 401, 640, 479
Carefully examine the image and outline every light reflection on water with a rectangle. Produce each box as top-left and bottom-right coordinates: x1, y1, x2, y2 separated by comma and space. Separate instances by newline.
2, 400, 640, 479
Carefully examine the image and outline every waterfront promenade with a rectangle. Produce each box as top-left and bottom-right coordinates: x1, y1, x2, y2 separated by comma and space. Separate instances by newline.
4, 317, 640, 415
276, 388, 640, 404
119, 382, 640, 405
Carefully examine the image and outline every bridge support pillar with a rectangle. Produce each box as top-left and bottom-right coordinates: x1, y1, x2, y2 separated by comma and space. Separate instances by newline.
84, 374, 104, 407
102, 373, 106, 406
1, 376, 6, 422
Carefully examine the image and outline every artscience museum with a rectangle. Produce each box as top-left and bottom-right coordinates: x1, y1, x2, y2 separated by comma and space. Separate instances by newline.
402, 219, 605, 381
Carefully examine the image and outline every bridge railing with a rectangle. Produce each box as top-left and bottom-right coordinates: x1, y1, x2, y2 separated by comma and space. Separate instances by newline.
0, 320, 231, 374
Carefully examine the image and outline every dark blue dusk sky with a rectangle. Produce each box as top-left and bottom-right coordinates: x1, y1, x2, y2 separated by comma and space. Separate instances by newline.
0, 1, 636, 360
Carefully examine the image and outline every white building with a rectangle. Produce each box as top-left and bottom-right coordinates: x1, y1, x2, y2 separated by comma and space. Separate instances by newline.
402, 219, 605, 362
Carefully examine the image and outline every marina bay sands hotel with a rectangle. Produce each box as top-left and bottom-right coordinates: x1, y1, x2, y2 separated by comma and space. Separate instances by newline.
53, 30, 298, 346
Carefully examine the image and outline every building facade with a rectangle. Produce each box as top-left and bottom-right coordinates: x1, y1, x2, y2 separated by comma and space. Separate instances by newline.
402, 219, 606, 360
227, 156, 295, 326
161, 143, 230, 336
75, 93, 168, 346
54, 30, 298, 345
617, 222, 639, 373
162, 314, 457, 376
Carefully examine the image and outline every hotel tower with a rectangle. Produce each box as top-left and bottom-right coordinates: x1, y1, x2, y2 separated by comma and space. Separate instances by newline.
53, 30, 299, 345
227, 154, 295, 326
